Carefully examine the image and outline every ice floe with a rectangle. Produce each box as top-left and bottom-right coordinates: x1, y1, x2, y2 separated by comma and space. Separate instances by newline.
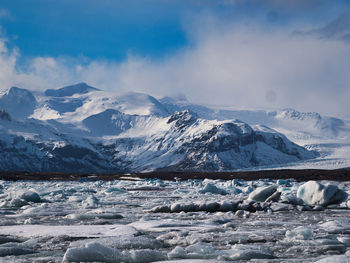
297, 181, 348, 206
0, 178, 348, 262
248, 184, 278, 202
0, 224, 138, 238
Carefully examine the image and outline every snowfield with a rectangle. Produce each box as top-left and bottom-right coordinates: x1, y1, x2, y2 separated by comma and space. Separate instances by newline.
0, 178, 349, 262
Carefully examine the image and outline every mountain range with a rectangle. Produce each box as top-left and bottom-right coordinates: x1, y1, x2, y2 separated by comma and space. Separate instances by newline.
0, 83, 349, 173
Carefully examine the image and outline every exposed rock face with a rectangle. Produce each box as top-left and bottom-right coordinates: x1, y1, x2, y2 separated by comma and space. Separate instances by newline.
0, 110, 11, 121
167, 110, 197, 129
297, 181, 348, 206
155, 112, 315, 172
0, 135, 122, 173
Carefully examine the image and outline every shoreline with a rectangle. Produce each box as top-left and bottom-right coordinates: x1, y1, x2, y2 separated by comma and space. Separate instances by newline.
0, 168, 350, 181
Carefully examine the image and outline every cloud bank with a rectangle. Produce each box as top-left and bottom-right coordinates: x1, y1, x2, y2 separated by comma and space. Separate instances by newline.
0, 13, 350, 118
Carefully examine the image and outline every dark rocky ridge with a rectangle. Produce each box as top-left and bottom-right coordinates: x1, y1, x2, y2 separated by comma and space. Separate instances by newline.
0, 169, 349, 181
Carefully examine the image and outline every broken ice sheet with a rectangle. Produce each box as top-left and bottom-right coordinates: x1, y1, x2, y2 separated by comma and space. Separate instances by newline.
0, 178, 348, 262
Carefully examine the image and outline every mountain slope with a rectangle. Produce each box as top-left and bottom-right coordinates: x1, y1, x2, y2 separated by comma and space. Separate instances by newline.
44, 82, 100, 97
113, 110, 315, 172
32, 84, 169, 123
0, 106, 316, 172
4, 83, 348, 173
0, 115, 112, 173
160, 98, 350, 143
0, 87, 37, 120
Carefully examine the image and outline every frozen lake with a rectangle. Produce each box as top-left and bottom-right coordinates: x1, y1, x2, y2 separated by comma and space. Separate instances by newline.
0, 177, 349, 262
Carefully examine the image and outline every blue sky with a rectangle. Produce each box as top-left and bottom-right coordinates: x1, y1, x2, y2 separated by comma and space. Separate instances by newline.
1, 0, 348, 61
0, 0, 350, 118
0, 0, 189, 61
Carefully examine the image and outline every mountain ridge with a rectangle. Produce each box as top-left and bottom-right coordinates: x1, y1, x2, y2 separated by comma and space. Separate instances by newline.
0, 83, 348, 173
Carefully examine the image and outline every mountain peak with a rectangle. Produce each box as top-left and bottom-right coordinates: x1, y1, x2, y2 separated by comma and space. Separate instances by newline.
277, 108, 321, 121
44, 82, 100, 97
6, 86, 34, 97
0, 87, 37, 120
167, 110, 198, 129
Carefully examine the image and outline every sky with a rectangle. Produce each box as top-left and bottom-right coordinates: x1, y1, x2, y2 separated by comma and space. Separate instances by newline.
0, 0, 350, 118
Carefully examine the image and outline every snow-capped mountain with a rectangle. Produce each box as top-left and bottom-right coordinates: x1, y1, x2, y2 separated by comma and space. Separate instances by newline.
32, 83, 169, 123
1, 83, 348, 173
160, 97, 350, 170
160, 97, 350, 143
0, 87, 37, 120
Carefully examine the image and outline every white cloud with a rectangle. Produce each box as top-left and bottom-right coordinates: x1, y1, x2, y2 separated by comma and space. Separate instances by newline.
95, 26, 350, 118
0, 19, 350, 118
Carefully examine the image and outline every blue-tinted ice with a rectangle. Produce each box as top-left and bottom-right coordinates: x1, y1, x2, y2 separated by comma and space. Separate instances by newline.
0, 178, 349, 262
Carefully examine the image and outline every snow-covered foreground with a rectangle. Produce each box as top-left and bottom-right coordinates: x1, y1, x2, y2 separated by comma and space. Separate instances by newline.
0, 178, 349, 262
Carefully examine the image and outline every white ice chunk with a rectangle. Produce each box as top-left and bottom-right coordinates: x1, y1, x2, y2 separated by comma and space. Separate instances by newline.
63, 242, 122, 263
122, 249, 167, 263
199, 183, 228, 195
297, 181, 348, 206
224, 244, 275, 260
319, 220, 350, 234
105, 187, 128, 194
0, 224, 138, 238
314, 254, 350, 263
280, 193, 304, 205
69, 235, 163, 250
19, 190, 41, 203
337, 237, 350, 247
66, 212, 123, 220
24, 218, 35, 225
270, 202, 294, 212
285, 226, 313, 240
81, 195, 99, 208
68, 195, 83, 202
168, 246, 187, 259
129, 219, 217, 232
185, 242, 216, 256
248, 185, 278, 202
